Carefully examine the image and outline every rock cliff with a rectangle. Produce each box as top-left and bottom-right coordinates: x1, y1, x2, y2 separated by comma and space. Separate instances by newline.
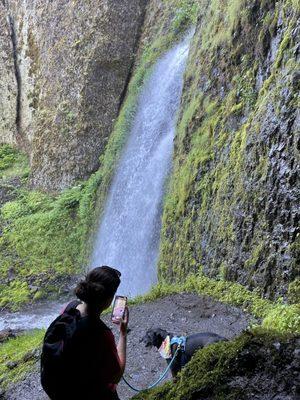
1, 0, 147, 190
0, 1, 17, 145
158, 0, 299, 300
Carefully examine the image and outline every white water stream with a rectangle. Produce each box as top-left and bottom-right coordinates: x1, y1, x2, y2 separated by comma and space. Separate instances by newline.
90, 33, 192, 297
0, 32, 193, 330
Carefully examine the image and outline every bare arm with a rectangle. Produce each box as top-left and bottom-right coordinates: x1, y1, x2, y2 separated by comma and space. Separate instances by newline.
115, 307, 129, 380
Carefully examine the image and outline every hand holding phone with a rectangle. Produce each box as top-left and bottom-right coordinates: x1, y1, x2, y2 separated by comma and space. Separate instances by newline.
111, 296, 127, 324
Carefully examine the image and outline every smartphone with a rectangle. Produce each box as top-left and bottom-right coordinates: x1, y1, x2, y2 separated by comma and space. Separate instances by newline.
111, 295, 127, 324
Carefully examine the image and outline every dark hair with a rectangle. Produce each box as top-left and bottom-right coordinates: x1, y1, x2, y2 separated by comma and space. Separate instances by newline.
75, 266, 121, 308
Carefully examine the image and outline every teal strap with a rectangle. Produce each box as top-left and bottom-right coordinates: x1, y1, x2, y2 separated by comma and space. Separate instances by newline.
122, 338, 184, 392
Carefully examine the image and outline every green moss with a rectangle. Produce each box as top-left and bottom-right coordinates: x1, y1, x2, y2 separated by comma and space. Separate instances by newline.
0, 330, 44, 389
133, 335, 249, 400
0, 145, 29, 179
198, 0, 250, 50
288, 278, 300, 305
0, 183, 87, 309
262, 304, 300, 333
244, 242, 264, 271
274, 27, 291, 69
0, 281, 30, 310
171, 0, 199, 32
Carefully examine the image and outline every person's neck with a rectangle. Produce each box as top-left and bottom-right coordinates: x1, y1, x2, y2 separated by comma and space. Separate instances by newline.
77, 302, 102, 318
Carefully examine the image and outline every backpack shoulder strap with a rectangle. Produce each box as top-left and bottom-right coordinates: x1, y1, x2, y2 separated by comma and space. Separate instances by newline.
63, 300, 82, 313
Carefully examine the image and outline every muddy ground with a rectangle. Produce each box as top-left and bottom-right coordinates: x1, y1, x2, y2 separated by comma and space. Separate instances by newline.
3, 293, 252, 400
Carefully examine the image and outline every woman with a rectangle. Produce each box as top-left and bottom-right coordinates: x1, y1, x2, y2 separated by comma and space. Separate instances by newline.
41, 266, 128, 400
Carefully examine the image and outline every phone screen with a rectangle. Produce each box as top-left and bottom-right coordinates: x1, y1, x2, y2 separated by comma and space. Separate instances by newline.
111, 296, 127, 324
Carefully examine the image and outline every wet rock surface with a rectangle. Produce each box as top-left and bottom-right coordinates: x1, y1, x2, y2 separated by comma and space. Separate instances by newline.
159, 1, 300, 299
0, 328, 22, 343
3, 293, 252, 400
0, 177, 22, 208
198, 335, 300, 400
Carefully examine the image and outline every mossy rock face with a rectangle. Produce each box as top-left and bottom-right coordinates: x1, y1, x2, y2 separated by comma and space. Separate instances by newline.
0, 330, 44, 390
158, 0, 300, 300
133, 331, 300, 400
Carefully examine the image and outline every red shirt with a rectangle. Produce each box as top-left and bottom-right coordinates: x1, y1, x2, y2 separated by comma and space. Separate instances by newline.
62, 301, 122, 400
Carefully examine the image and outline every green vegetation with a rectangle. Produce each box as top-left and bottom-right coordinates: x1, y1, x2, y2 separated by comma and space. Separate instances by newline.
1, 1, 299, 398
0, 184, 87, 310
171, 0, 199, 31
288, 278, 300, 304
0, 330, 44, 389
0, 144, 29, 180
133, 332, 249, 400
1, 272, 298, 391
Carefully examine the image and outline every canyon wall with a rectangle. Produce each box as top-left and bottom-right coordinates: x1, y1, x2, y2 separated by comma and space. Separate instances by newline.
158, 0, 299, 299
0, 0, 147, 190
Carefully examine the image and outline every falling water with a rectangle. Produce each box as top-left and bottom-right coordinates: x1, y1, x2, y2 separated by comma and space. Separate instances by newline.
0, 32, 193, 330
90, 33, 193, 297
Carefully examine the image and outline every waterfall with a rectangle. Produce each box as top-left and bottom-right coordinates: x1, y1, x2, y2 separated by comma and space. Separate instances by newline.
0, 32, 193, 330
90, 33, 193, 297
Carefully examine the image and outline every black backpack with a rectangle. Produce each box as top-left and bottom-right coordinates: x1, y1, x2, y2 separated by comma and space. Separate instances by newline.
41, 300, 81, 399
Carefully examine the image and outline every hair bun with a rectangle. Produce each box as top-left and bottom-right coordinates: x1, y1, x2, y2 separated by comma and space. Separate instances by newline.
74, 266, 120, 308
75, 280, 106, 304
74, 280, 89, 302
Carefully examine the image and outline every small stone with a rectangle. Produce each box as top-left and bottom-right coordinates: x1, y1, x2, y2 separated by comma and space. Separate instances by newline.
28, 285, 39, 293
6, 361, 17, 369
273, 342, 281, 350
293, 349, 300, 359
23, 348, 39, 362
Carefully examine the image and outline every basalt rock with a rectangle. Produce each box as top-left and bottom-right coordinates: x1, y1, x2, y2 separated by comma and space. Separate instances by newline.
0, 328, 23, 343
0, 2, 17, 145
1, 0, 147, 190
159, 0, 300, 299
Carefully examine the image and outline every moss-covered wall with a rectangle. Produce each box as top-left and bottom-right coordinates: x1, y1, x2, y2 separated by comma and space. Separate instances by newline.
159, 0, 300, 300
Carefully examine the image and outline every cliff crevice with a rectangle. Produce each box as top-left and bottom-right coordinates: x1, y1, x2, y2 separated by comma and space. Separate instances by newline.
7, 14, 21, 136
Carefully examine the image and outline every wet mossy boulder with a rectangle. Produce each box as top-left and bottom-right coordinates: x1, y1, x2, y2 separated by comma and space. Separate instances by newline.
133, 330, 300, 400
